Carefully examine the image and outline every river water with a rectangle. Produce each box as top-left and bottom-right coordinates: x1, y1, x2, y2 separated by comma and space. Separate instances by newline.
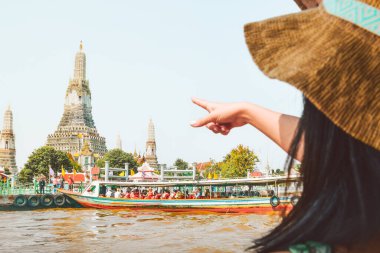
0, 209, 281, 253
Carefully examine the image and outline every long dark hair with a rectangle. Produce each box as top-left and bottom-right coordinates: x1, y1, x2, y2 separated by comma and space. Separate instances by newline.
251, 97, 380, 252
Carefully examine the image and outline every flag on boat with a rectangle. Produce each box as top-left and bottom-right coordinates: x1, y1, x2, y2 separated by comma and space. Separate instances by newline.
208, 172, 212, 180
49, 165, 55, 176
119, 171, 125, 177
213, 173, 218, 180
61, 166, 66, 176
130, 169, 135, 176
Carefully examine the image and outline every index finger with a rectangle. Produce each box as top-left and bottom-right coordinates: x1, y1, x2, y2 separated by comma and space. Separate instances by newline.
192, 97, 211, 112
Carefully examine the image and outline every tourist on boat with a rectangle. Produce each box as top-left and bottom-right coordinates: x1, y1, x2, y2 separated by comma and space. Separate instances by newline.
169, 190, 177, 199
191, 0, 380, 251
114, 188, 122, 198
105, 188, 113, 198
153, 190, 161, 199
130, 189, 139, 199
99, 184, 107, 197
204, 189, 210, 198
175, 190, 183, 199
124, 189, 131, 199
145, 188, 154, 199
193, 188, 201, 199
161, 190, 170, 199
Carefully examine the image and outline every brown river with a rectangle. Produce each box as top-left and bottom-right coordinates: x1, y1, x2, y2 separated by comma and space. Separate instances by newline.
0, 209, 281, 253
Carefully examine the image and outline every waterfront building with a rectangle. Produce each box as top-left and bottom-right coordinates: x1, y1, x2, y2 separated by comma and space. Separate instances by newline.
0, 106, 17, 172
145, 119, 158, 168
46, 42, 107, 160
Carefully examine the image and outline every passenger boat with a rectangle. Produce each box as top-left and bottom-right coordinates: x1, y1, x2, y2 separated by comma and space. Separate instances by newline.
60, 176, 300, 213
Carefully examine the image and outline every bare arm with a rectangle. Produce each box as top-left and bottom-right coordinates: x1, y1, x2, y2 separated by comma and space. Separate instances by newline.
191, 98, 303, 161
294, 0, 322, 10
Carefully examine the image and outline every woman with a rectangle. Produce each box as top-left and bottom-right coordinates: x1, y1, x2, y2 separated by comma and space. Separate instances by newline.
191, 0, 380, 252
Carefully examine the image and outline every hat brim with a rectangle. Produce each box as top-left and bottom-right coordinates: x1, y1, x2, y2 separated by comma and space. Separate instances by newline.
244, 6, 380, 150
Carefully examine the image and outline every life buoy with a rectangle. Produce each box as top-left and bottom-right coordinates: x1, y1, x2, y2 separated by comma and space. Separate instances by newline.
290, 196, 299, 206
14, 195, 27, 207
270, 196, 280, 207
54, 195, 66, 207
27, 195, 40, 207
41, 194, 54, 207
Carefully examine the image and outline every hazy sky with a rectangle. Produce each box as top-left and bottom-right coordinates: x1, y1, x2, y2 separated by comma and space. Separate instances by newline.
0, 0, 303, 171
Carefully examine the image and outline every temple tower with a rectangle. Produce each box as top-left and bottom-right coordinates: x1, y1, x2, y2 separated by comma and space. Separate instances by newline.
0, 106, 17, 170
46, 42, 107, 160
145, 119, 158, 168
116, 134, 122, 150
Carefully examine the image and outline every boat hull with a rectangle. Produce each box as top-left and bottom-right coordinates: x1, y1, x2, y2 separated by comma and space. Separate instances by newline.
61, 190, 291, 214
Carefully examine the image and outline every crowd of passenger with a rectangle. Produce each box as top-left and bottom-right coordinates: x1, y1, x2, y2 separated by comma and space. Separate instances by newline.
99, 186, 202, 199
98, 185, 275, 199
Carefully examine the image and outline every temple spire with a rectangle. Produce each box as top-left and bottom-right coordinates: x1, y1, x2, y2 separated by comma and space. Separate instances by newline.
74, 40, 86, 80
0, 106, 17, 170
116, 134, 122, 150
145, 118, 158, 168
3, 106, 13, 131
148, 118, 155, 141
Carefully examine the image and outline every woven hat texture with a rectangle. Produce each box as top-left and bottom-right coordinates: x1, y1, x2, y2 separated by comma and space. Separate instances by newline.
245, 0, 380, 150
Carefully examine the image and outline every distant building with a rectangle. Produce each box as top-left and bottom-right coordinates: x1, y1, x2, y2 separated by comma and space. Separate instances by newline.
115, 134, 122, 150
76, 141, 96, 173
145, 119, 158, 168
0, 106, 17, 172
46, 41, 107, 158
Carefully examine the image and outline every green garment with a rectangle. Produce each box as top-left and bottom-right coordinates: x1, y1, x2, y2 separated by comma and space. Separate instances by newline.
289, 241, 332, 253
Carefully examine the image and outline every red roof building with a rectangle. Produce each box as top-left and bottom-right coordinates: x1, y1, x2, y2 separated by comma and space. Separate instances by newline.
62, 173, 86, 183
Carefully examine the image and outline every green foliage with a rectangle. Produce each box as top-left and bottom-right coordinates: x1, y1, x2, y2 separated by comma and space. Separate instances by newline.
18, 146, 74, 183
96, 149, 137, 171
202, 159, 222, 179
220, 145, 259, 178
174, 158, 189, 170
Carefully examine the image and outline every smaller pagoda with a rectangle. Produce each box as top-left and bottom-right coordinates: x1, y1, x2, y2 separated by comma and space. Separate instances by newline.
129, 162, 160, 182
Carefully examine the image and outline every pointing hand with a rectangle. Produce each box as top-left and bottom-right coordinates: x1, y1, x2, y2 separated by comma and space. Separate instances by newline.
190, 98, 250, 135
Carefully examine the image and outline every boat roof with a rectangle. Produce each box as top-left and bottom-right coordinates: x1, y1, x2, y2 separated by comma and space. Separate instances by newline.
92, 175, 300, 187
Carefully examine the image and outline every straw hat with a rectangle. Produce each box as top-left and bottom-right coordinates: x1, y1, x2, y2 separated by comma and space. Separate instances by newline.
245, 0, 380, 151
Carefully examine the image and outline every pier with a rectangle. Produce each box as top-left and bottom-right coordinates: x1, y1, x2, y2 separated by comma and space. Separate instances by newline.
0, 180, 81, 210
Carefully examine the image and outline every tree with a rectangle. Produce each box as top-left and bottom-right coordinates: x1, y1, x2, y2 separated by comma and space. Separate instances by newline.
96, 149, 138, 171
202, 159, 222, 179
174, 158, 189, 170
18, 146, 75, 183
220, 145, 259, 178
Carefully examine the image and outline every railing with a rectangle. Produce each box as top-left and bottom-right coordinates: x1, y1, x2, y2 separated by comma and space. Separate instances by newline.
0, 182, 85, 196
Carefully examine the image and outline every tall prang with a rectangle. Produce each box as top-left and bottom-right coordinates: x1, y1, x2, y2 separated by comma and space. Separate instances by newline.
46, 42, 107, 158
145, 119, 158, 168
0, 106, 17, 171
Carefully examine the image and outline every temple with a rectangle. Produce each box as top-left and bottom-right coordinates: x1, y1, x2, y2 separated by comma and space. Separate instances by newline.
46, 42, 107, 159
0, 106, 17, 172
145, 119, 158, 168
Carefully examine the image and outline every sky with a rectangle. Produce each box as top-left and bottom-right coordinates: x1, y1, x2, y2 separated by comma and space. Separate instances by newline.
0, 0, 303, 171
